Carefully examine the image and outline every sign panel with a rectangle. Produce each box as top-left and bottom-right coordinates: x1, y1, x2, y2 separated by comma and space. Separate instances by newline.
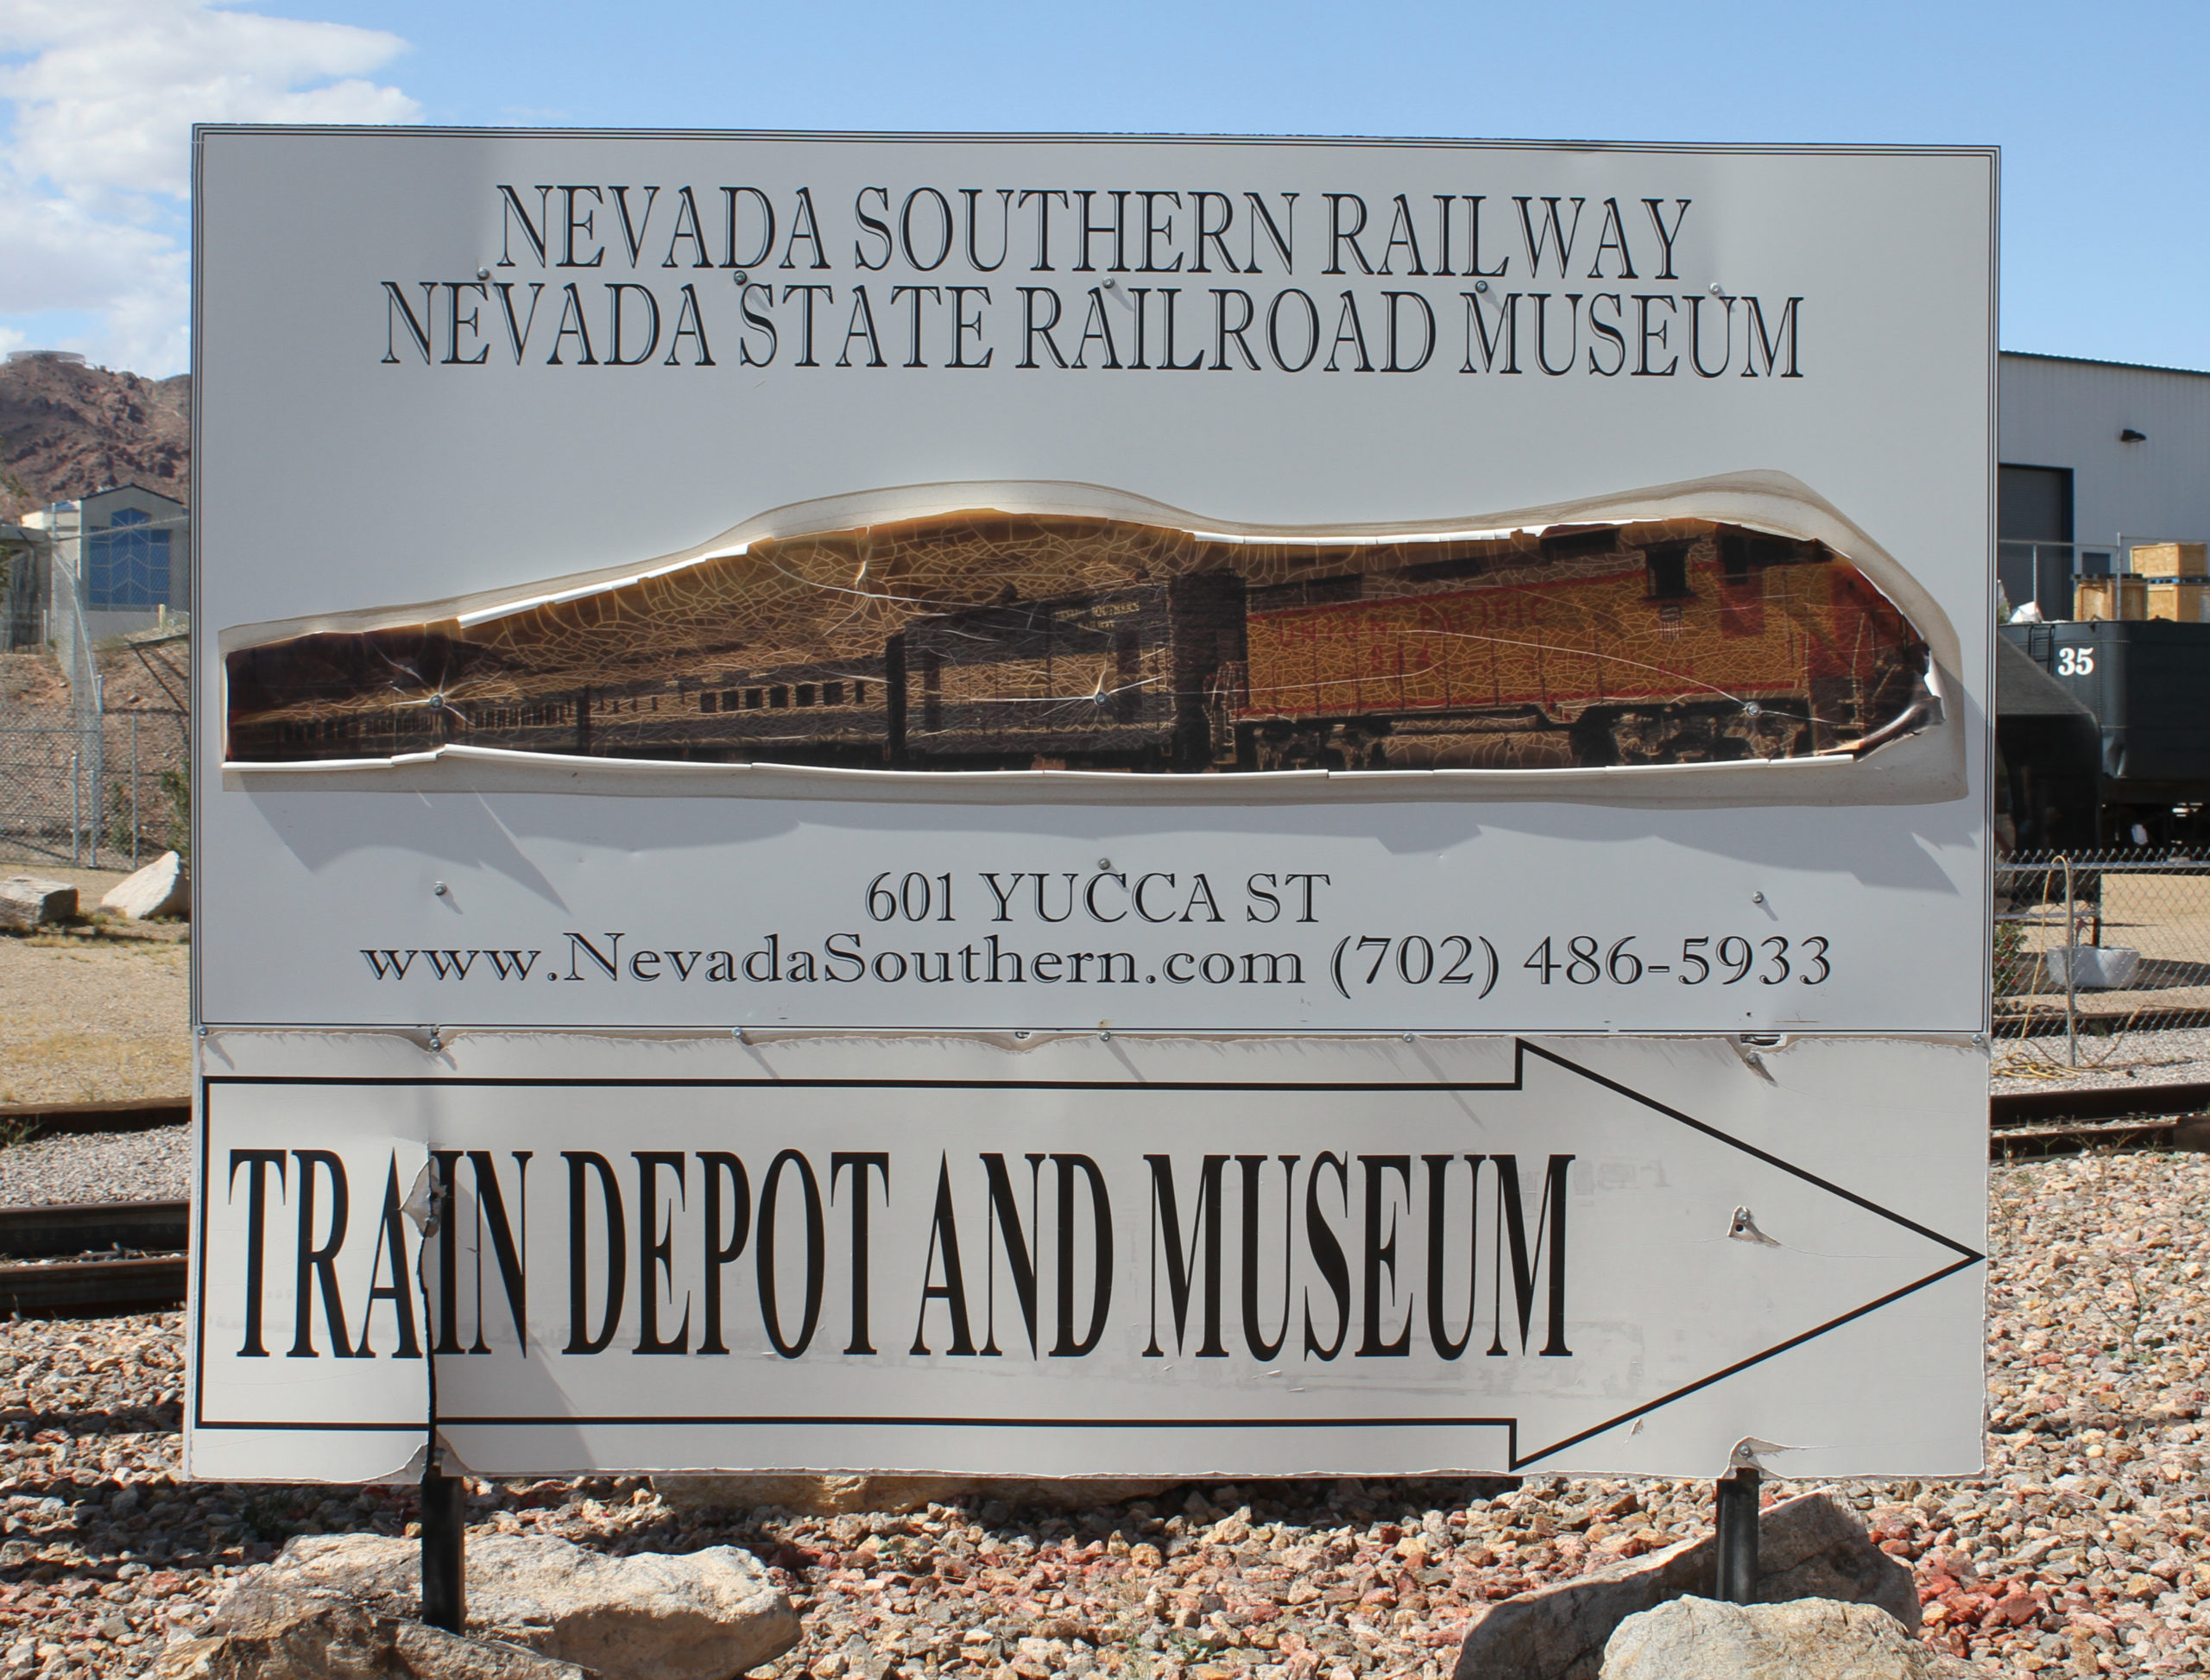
188, 1033, 1985, 1483
199, 795, 1947, 1033
194, 131, 1993, 1036
189, 129, 1993, 1479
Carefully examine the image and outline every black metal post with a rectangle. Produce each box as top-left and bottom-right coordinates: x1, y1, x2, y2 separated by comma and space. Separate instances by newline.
420, 1466, 465, 1632
1714, 1467, 1759, 1604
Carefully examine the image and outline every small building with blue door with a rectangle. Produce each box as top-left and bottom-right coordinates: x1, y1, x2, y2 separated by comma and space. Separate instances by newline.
21, 483, 191, 645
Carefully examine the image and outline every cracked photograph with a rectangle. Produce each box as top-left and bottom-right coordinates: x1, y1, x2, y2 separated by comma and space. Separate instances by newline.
224, 508, 1935, 774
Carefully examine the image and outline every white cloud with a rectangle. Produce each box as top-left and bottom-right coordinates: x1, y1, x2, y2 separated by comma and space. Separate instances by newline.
0, 0, 419, 374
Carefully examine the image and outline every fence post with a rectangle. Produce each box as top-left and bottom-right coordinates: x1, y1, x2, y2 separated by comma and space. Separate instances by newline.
69, 751, 79, 868
130, 714, 139, 870
2061, 854, 2078, 1067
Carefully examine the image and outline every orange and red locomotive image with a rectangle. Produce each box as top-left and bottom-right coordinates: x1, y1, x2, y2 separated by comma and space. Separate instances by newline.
224, 512, 1933, 773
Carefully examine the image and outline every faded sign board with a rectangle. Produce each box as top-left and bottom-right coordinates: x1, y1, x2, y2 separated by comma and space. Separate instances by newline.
189, 129, 1994, 1480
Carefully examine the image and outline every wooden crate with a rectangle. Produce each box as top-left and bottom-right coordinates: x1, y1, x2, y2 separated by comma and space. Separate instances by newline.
2076, 575, 2148, 621
2129, 541, 2209, 576
2148, 579, 2210, 622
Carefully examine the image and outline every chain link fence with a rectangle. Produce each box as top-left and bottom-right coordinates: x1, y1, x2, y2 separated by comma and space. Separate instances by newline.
0, 710, 187, 870
1996, 849, 2210, 1073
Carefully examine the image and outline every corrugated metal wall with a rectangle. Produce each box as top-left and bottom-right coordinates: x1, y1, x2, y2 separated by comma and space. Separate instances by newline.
1999, 353, 2210, 549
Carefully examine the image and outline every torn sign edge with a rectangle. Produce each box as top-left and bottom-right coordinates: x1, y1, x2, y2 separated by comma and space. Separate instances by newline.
180, 1073, 434, 1486
213, 469, 1970, 809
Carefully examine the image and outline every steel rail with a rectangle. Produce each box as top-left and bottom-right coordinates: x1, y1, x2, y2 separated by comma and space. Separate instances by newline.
0, 1198, 188, 1258
0, 1254, 186, 1315
0, 1198, 190, 1315
1990, 1082, 2210, 1128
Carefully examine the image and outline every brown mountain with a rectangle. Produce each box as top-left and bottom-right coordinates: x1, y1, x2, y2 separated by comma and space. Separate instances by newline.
0, 354, 188, 521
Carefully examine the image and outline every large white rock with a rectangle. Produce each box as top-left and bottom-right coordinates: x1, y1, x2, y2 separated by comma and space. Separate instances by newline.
99, 849, 188, 919
155, 1579, 587, 1680
0, 875, 75, 932
1452, 1492, 1919, 1680
1601, 1597, 1976, 1680
262, 1532, 801, 1680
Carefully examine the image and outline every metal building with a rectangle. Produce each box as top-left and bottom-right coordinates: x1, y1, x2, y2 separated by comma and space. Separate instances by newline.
1998, 351, 2210, 621
1998, 351, 2210, 841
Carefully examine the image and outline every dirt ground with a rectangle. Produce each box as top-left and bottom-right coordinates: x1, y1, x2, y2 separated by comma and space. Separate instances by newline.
2004, 870, 2210, 1019
0, 867, 189, 1107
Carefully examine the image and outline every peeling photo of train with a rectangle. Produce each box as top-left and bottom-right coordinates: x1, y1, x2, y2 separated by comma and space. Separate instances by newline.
224, 510, 1935, 774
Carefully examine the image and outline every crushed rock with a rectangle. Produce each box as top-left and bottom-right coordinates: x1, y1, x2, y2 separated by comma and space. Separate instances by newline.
6, 1152, 2210, 1678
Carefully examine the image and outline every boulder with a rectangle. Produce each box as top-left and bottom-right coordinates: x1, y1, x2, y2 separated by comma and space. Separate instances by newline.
0, 876, 75, 932
1452, 1492, 1917, 1680
262, 1532, 800, 1680
656, 1473, 1178, 1517
100, 849, 189, 919
152, 1579, 586, 1680
1601, 1597, 1979, 1680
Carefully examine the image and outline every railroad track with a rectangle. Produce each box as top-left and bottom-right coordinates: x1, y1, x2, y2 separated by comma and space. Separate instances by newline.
0, 1199, 188, 1315
0, 1101, 193, 1314
1989, 1082, 2210, 1158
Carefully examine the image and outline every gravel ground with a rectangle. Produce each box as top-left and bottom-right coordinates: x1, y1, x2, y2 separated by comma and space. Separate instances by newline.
6, 1149, 2210, 1678
0, 1129, 189, 1209
1995, 1026, 2210, 1096
0, 931, 188, 1111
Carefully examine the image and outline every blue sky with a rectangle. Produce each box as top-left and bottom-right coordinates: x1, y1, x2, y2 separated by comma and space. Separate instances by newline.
3, 0, 2206, 376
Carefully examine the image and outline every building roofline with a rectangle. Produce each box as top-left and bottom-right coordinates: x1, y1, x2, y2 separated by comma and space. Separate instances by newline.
82, 483, 186, 508
2003, 348, 2210, 381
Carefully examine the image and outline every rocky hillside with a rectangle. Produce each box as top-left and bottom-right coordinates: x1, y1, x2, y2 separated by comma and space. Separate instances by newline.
0, 355, 188, 520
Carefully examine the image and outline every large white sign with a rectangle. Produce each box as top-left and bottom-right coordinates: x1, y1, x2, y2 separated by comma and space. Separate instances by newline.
193, 131, 1994, 1036
187, 1032, 1985, 1484
189, 129, 1993, 1479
